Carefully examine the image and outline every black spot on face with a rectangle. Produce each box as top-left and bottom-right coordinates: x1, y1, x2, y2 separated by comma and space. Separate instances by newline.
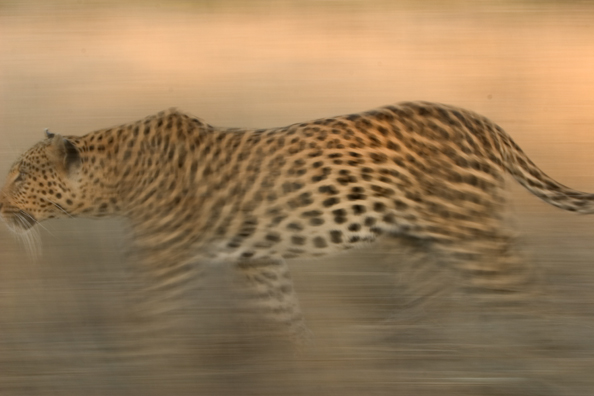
330, 230, 342, 244
383, 213, 396, 224
291, 235, 306, 245
369, 152, 388, 164
364, 217, 376, 227
370, 227, 383, 235
313, 236, 327, 248
348, 223, 361, 232
334, 216, 347, 225
344, 186, 365, 200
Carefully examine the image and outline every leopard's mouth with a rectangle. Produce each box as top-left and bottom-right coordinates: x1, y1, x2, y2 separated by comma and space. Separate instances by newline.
1, 209, 37, 232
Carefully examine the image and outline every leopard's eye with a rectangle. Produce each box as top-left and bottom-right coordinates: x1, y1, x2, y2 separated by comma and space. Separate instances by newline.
14, 171, 25, 183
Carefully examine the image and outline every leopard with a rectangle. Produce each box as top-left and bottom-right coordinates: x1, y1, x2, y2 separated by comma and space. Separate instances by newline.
1, 101, 593, 347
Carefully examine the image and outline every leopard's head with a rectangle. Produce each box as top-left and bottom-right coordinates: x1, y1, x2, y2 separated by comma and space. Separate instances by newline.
0, 131, 81, 233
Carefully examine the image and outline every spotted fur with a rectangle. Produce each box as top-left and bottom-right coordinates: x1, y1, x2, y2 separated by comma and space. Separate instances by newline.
1, 101, 593, 343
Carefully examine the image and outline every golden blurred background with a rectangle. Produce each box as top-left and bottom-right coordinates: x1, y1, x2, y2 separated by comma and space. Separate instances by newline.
1, 1, 594, 395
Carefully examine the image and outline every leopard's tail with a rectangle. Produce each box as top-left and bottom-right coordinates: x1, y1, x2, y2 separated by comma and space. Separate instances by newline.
496, 128, 594, 214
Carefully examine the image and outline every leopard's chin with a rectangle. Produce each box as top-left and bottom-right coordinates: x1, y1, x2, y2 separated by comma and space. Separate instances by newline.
2, 211, 37, 233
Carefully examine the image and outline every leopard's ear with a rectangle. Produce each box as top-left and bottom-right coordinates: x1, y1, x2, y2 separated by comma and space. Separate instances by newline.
46, 134, 81, 173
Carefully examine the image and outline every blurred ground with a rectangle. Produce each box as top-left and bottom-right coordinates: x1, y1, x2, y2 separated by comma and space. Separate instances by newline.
1, 1, 594, 395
